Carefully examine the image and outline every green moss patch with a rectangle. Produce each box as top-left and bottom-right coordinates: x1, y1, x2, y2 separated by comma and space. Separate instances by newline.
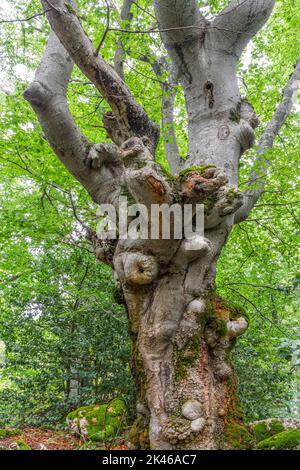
174, 333, 201, 381
128, 416, 149, 450
203, 194, 218, 214
257, 429, 300, 450
158, 164, 178, 182
0, 428, 22, 439
226, 187, 238, 203
65, 3, 76, 15
225, 423, 254, 450
66, 399, 127, 442
179, 165, 216, 179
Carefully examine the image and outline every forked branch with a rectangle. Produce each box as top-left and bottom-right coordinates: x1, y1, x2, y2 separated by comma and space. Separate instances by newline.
40, 0, 159, 152
24, 30, 124, 209
152, 0, 207, 85
209, 0, 276, 58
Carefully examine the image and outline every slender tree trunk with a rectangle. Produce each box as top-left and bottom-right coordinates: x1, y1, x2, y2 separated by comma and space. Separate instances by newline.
69, 368, 80, 400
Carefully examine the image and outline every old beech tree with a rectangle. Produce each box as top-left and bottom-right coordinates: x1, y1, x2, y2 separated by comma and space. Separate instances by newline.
24, 0, 300, 450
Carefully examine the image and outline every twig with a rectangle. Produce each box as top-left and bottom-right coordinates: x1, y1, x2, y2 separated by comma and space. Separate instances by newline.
221, 282, 290, 292
123, 60, 166, 85
106, 25, 254, 35
223, 286, 289, 336
132, 1, 156, 20
69, 191, 90, 232
0, 9, 50, 24
94, 0, 110, 55
255, 201, 300, 207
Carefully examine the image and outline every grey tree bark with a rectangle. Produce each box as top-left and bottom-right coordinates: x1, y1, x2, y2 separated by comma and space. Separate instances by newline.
25, 0, 299, 449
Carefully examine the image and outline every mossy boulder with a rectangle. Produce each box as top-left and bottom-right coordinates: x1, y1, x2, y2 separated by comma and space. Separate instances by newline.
249, 418, 300, 446
66, 399, 127, 442
0, 428, 22, 439
251, 419, 285, 443
224, 423, 255, 450
257, 429, 300, 450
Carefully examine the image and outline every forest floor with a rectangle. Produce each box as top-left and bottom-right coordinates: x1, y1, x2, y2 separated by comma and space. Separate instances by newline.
0, 427, 128, 450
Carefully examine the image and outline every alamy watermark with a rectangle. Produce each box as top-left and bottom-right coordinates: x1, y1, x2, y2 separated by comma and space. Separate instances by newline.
96, 197, 204, 249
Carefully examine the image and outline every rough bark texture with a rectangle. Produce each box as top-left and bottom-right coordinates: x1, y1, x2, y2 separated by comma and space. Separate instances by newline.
25, 0, 299, 450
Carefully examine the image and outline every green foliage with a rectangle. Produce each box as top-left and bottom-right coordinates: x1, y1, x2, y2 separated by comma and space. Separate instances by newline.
0, 428, 22, 438
224, 423, 254, 450
257, 429, 300, 450
217, 4, 300, 415
0, 244, 134, 426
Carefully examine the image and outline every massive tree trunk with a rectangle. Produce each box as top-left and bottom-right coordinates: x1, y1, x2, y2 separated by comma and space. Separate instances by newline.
123, 254, 248, 450
113, 154, 248, 449
24, 0, 300, 450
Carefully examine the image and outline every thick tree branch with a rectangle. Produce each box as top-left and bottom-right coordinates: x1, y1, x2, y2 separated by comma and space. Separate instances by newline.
24, 32, 123, 208
234, 59, 300, 223
40, 0, 159, 152
119, 137, 173, 207
152, 0, 207, 85
152, 0, 202, 45
209, 0, 276, 58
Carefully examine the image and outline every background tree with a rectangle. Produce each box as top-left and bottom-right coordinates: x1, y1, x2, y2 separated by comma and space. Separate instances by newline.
0, 0, 299, 450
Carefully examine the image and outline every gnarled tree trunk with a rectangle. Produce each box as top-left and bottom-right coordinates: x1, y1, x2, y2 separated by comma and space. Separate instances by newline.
123, 263, 248, 450
113, 140, 248, 449
24, 0, 300, 450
